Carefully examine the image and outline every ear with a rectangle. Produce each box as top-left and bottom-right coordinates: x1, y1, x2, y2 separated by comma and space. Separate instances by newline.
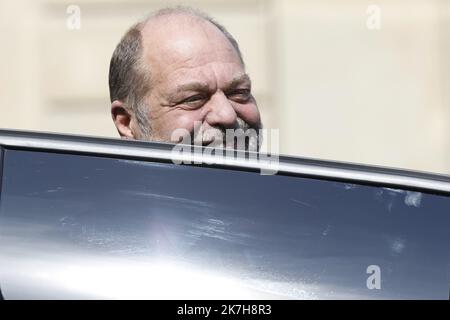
111, 100, 136, 139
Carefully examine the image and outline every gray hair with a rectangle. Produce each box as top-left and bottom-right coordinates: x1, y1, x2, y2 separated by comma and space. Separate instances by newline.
108, 6, 245, 138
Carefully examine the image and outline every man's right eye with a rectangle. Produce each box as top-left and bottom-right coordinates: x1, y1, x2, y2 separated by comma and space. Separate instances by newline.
182, 94, 205, 104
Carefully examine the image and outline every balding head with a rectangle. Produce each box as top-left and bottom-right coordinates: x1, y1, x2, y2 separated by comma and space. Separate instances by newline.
109, 7, 261, 149
143, 8, 244, 64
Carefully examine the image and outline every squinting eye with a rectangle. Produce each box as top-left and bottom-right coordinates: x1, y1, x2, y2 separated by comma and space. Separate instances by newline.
228, 89, 251, 102
182, 94, 205, 104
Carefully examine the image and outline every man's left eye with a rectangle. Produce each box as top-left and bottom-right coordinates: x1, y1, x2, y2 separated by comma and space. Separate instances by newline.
227, 89, 251, 102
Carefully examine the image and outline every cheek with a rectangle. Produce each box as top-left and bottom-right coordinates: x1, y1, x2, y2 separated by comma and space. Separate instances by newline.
163, 110, 204, 137
234, 103, 261, 128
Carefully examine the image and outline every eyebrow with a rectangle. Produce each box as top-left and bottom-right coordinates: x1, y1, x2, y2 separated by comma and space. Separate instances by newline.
174, 82, 210, 95
227, 73, 251, 90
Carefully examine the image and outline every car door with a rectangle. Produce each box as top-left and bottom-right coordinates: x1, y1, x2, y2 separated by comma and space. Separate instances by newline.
0, 131, 449, 299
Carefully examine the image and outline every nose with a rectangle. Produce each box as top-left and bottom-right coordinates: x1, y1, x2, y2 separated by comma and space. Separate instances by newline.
204, 91, 238, 129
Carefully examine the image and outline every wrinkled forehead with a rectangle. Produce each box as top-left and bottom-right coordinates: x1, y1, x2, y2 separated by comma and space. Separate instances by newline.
140, 14, 244, 83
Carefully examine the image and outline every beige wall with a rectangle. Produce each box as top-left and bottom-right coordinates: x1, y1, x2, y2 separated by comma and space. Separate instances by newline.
0, 0, 449, 174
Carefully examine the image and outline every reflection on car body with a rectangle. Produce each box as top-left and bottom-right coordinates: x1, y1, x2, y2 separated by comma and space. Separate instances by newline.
0, 130, 449, 299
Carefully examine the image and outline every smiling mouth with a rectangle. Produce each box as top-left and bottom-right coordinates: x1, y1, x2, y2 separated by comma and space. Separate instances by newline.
191, 127, 256, 151
201, 139, 248, 152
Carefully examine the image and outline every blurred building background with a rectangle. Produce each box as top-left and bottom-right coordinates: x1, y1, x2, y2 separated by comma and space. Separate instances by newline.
1, 0, 449, 174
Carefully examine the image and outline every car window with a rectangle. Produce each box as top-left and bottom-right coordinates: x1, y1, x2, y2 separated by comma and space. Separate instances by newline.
0, 148, 449, 299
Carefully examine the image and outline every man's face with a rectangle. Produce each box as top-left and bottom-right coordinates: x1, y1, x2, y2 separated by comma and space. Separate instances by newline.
138, 14, 262, 149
